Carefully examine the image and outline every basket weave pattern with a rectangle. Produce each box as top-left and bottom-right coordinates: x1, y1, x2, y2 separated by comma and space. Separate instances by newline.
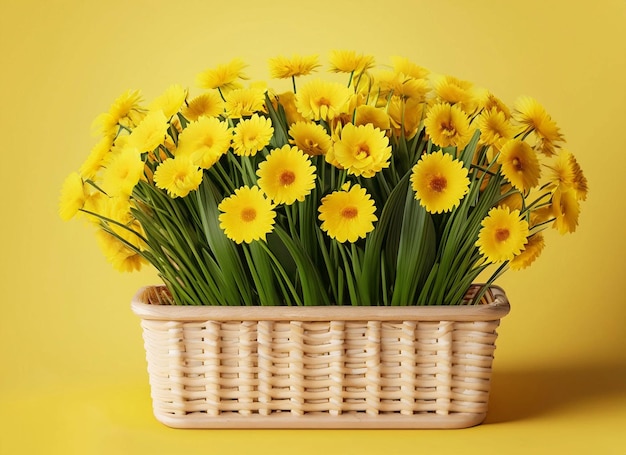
132, 286, 509, 428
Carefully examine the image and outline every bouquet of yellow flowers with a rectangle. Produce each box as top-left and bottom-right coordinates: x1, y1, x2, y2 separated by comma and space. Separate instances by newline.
59, 51, 587, 306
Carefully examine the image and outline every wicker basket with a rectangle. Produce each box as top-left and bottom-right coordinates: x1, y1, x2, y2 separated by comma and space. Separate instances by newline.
131, 285, 510, 429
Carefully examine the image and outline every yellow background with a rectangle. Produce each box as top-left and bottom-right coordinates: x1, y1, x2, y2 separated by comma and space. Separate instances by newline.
1, 0, 625, 453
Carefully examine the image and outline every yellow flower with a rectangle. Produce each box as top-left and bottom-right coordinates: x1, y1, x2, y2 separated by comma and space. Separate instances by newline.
176, 116, 231, 169
498, 139, 541, 192
333, 123, 392, 177
548, 150, 588, 201
218, 186, 276, 244
96, 228, 146, 273
435, 75, 478, 114
295, 79, 352, 121
126, 110, 169, 152
390, 56, 429, 80
196, 58, 248, 91
101, 147, 144, 197
92, 89, 144, 137
59, 172, 88, 221
354, 105, 390, 131
552, 188, 580, 234
288, 121, 332, 156
513, 96, 564, 156
318, 184, 377, 243
375, 71, 430, 102
268, 54, 320, 79
510, 233, 545, 270
410, 151, 470, 214
424, 103, 471, 149
153, 156, 203, 198
182, 91, 225, 120
224, 86, 267, 119
274, 91, 306, 125
328, 50, 375, 74
148, 84, 187, 118
476, 108, 514, 148
481, 92, 511, 119
257, 145, 316, 204
476, 206, 529, 263
232, 114, 274, 156
94, 196, 147, 272
80, 136, 113, 180
387, 97, 424, 139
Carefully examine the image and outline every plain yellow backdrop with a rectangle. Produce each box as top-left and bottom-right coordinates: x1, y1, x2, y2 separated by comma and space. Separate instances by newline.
1, 0, 625, 453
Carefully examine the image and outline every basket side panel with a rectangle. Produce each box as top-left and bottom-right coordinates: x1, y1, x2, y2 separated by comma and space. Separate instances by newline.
138, 314, 503, 427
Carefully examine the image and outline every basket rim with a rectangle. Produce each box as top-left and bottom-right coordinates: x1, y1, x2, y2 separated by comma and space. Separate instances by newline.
131, 284, 510, 322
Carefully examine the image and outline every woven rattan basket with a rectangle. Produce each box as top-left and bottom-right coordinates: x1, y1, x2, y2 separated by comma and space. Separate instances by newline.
131, 285, 510, 429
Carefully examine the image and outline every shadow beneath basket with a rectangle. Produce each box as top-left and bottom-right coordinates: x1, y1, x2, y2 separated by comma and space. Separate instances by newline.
485, 363, 626, 424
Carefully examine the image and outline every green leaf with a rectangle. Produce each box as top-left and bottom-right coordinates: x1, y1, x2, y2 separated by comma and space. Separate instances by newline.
390, 184, 436, 306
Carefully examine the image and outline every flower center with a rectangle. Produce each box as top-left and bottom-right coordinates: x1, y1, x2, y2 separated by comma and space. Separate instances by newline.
429, 175, 447, 193
304, 138, 321, 154
441, 120, 456, 137
512, 157, 523, 172
241, 207, 257, 222
279, 170, 296, 186
356, 143, 370, 159
317, 97, 331, 107
495, 228, 510, 242
341, 206, 358, 219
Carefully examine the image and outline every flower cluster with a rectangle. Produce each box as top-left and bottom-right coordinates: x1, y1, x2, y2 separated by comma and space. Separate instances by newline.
60, 50, 587, 306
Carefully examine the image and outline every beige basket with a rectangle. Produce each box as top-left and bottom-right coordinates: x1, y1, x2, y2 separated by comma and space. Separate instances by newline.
131, 285, 509, 429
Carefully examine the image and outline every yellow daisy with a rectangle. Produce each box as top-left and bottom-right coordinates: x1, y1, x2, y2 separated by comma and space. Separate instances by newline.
333, 123, 391, 177
232, 114, 274, 157
318, 184, 377, 243
256, 145, 316, 204
354, 105, 391, 131
476, 206, 529, 263
92, 89, 144, 137
513, 96, 564, 156
548, 149, 588, 201
375, 71, 430, 102
182, 91, 225, 121
268, 54, 320, 79
288, 121, 332, 156
328, 50, 375, 74
295, 79, 352, 121
481, 92, 511, 119
96, 228, 146, 273
510, 233, 545, 271
101, 147, 144, 197
476, 108, 514, 148
498, 139, 541, 192
273, 91, 306, 125
410, 151, 470, 214
176, 116, 231, 169
196, 58, 248, 91
424, 103, 471, 149
435, 75, 478, 114
224, 86, 266, 119
80, 136, 113, 180
127, 110, 169, 153
59, 172, 88, 221
148, 84, 187, 119
390, 56, 430, 80
552, 188, 580, 234
218, 186, 276, 244
81, 191, 106, 225
387, 97, 424, 139
153, 156, 203, 198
